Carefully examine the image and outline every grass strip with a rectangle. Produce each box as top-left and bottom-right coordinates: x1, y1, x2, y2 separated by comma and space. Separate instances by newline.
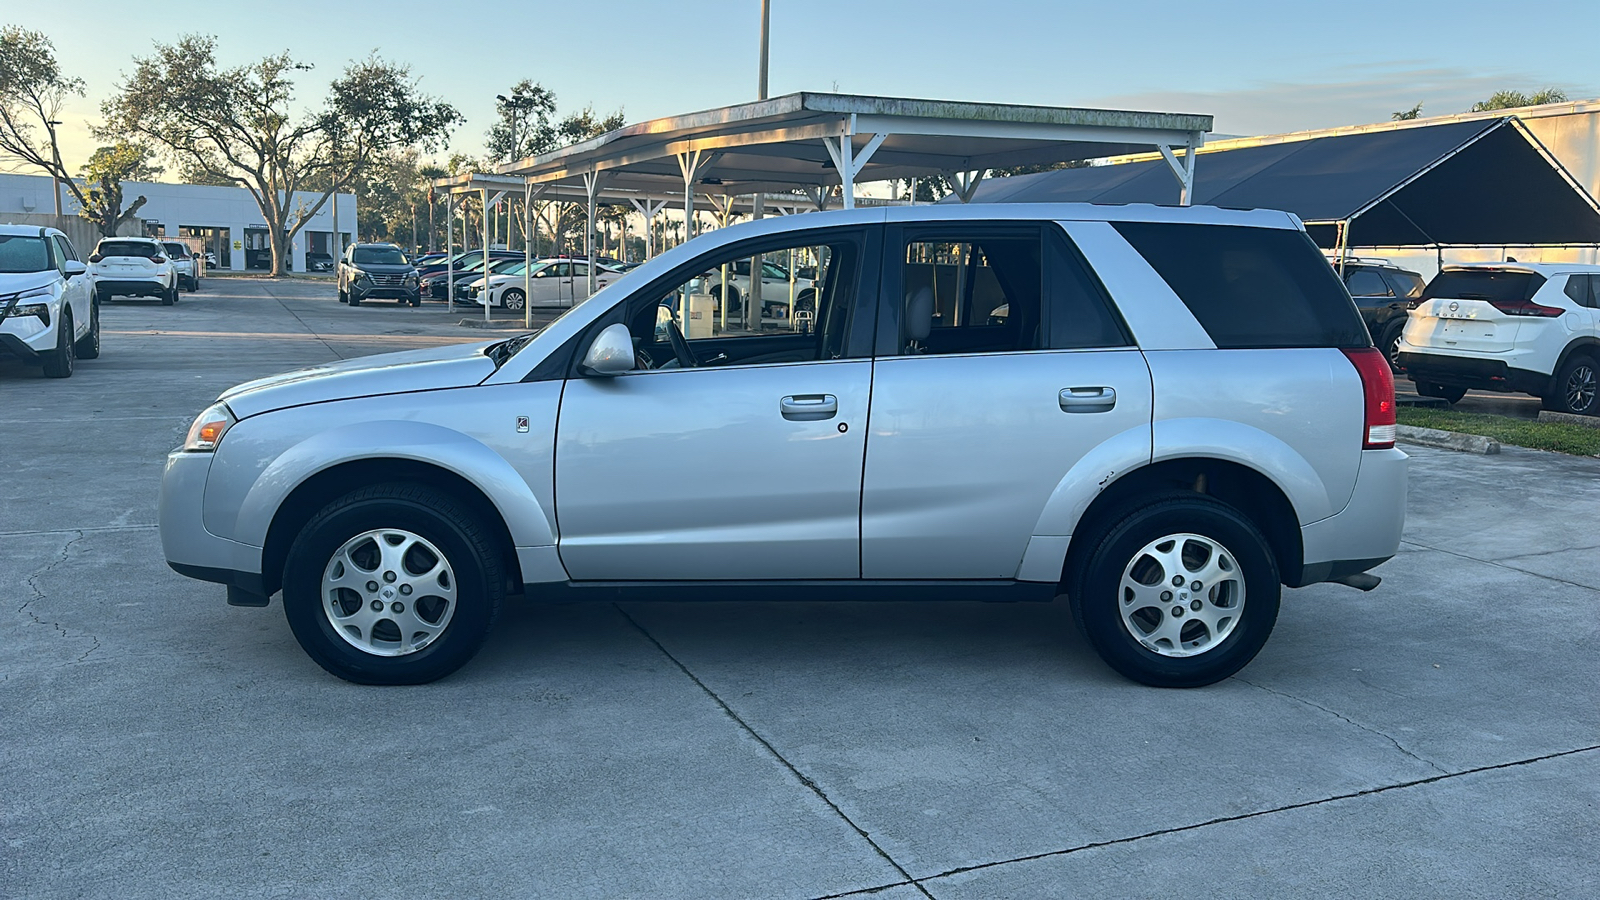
1396, 407, 1600, 456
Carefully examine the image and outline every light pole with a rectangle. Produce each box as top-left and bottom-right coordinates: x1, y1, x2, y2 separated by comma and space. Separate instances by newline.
45, 119, 64, 217
497, 94, 522, 165
757, 0, 770, 100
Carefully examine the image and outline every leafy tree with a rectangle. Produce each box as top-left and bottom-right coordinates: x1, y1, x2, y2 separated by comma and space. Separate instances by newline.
485, 80, 558, 164
0, 26, 94, 215
1471, 88, 1568, 112
78, 143, 162, 236
104, 36, 462, 274
1392, 102, 1424, 121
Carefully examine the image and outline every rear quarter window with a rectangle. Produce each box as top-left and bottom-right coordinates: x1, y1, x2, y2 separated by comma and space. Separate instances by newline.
1113, 222, 1369, 349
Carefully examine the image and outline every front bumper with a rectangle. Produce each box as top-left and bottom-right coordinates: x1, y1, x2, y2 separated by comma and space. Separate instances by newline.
159, 450, 269, 602
1296, 447, 1408, 586
352, 286, 421, 302
1397, 351, 1550, 395
0, 311, 56, 359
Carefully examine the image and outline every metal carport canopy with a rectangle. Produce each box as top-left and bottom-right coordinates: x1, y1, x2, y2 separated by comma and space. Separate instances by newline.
962, 116, 1600, 249
492, 92, 1213, 208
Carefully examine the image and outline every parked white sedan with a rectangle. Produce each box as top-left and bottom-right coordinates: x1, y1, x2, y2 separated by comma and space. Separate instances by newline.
472, 259, 624, 310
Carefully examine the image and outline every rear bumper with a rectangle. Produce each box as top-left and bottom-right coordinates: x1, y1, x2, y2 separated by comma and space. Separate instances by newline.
97, 279, 167, 297
1398, 351, 1550, 395
1294, 447, 1408, 587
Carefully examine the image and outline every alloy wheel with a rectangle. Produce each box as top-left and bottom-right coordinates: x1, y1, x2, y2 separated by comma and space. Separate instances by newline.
321, 528, 458, 657
1118, 532, 1245, 657
1566, 364, 1596, 412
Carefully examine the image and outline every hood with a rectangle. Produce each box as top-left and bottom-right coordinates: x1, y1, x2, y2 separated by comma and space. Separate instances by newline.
348, 263, 416, 275
0, 272, 59, 298
219, 340, 500, 418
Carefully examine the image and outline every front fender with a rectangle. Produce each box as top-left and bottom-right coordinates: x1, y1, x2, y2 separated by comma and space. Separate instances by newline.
224, 419, 556, 549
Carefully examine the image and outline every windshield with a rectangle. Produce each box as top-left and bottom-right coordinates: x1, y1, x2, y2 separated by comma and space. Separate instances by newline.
0, 235, 50, 273
1422, 269, 1546, 303
488, 258, 524, 274
352, 247, 408, 266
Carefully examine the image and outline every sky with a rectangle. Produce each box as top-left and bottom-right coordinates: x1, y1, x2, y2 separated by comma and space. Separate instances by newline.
9, 0, 1600, 178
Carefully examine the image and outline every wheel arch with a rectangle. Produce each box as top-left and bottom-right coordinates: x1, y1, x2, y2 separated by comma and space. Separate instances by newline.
260, 458, 523, 598
1552, 337, 1600, 383
1061, 457, 1306, 591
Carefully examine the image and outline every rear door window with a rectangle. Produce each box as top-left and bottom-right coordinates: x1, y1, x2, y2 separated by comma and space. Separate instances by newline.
1384, 270, 1426, 301
1422, 269, 1546, 303
1113, 222, 1369, 349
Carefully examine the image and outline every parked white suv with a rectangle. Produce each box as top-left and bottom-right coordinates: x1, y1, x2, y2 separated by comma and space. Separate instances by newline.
1398, 262, 1600, 414
90, 236, 179, 305
162, 241, 200, 291
0, 224, 99, 378
159, 204, 1406, 688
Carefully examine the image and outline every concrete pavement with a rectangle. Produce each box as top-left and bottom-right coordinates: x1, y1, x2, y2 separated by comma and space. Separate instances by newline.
3, 278, 1597, 898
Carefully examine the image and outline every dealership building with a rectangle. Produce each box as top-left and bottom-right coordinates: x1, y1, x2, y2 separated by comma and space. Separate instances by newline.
0, 172, 354, 271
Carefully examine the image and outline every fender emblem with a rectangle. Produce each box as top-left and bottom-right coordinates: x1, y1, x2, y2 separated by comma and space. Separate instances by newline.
515, 416, 530, 433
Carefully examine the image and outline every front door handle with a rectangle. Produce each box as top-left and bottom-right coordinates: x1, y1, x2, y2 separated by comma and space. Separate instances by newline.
1060, 386, 1116, 413
780, 394, 838, 421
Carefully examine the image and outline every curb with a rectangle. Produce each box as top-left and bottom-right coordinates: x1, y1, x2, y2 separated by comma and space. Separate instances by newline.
1536, 410, 1600, 429
457, 318, 531, 330
1396, 425, 1500, 455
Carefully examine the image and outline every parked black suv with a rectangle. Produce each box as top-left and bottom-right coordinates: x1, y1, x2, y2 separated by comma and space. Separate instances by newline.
418, 249, 525, 299
337, 243, 420, 307
1334, 258, 1426, 371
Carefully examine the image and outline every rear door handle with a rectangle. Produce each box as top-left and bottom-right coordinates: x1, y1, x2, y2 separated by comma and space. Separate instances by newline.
780, 394, 838, 420
1060, 386, 1116, 413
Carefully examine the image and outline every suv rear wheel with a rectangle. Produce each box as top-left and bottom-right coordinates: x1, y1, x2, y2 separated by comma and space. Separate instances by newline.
1545, 354, 1599, 415
1069, 494, 1279, 687
281, 484, 503, 684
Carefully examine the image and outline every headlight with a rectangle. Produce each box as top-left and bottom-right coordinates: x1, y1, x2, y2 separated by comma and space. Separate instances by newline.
404, 274, 419, 286
2, 301, 50, 324
183, 403, 235, 452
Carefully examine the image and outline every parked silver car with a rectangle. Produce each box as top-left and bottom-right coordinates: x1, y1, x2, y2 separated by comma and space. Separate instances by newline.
160, 204, 1406, 687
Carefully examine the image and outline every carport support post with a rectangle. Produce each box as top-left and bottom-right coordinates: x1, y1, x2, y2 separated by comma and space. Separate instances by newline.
446, 193, 455, 314
1158, 131, 1201, 206
582, 170, 612, 296
523, 183, 549, 330
821, 125, 887, 210
482, 187, 491, 322
749, 193, 764, 329
678, 150, 706, 329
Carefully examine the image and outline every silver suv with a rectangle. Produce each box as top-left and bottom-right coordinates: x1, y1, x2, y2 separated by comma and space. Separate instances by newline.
159, 204, 1406, 687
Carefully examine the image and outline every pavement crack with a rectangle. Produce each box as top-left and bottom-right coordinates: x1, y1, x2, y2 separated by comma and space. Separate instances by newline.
262, 281, 346, 360
613, 604, 936, 900
17, 530, 101, 661
1404, 539, 1600, 595
1238, 678, 1448, 774
914, 745, 1600, 885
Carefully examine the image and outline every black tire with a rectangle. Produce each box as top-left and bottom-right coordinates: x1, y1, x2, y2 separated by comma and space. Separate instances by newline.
338, 287, 348, 303
282, 483, 504, 685
1068, 494, 1280, 688
348, 293, 361, 307
503, 288, 525, 311
1379, 321, 1405, 373
1415, 381, 1467, 405
75, 299, 101, 359
41, 307, 74, 378
1545, 354, 1599, 415
160, 283, 176, 306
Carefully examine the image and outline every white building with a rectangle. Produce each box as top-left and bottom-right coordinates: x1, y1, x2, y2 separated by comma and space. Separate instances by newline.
0, 172, 354, 272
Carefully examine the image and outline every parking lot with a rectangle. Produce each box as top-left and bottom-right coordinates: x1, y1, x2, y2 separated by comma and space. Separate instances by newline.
3, 276, 1598, 898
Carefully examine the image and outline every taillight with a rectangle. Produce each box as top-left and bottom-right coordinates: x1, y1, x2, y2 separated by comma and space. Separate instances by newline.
1490, 300, 1564, 317
1342, 347, 1396, 450
148, 255, 164, 263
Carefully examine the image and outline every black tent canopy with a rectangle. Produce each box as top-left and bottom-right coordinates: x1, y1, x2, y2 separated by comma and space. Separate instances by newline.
965, 117, 1600, 248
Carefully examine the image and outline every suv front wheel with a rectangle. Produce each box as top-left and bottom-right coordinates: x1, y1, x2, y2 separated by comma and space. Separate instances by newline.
282, 484, 503, 684
1070, 494, 1280, 688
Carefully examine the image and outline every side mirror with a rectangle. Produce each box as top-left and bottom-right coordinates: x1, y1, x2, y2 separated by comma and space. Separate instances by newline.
578, 323, 635, 377
63, 260, 88, 276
